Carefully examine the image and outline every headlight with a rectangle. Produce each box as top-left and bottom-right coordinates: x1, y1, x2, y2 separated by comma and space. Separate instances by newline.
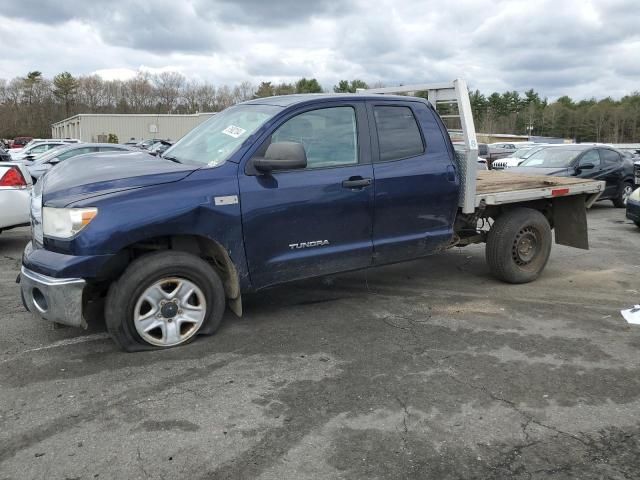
630, 188, 640, 202
42, 207, 98, 239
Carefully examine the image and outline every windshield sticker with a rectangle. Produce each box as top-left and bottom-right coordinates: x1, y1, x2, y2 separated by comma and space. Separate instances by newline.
222, 125, 246, 138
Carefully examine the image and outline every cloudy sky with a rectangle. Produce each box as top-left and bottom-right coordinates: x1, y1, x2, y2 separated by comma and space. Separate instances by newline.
0, 0, 638, 99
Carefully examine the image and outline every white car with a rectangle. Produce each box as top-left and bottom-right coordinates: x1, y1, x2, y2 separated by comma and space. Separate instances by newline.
0, 162, 32, 233
10, 141, 69, 161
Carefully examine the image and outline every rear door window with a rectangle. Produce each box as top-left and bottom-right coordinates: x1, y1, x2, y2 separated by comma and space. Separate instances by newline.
599, 149, 621, 166
373, 106, 424, 162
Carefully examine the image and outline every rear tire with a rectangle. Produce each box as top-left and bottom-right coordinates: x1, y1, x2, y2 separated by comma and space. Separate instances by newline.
613, 181, 633, 208
486, 208, 552, 284
105, 251, 225, 352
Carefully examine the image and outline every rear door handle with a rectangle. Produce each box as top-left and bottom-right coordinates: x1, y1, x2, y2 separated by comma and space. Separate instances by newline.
342, 177, 372, 189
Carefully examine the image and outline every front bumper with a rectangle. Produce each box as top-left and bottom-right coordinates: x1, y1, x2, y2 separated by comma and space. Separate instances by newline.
627, 199, 640, 223
20, 266, 87, 328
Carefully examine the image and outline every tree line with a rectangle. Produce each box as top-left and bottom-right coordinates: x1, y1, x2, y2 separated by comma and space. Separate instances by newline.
1, 71, 639, 143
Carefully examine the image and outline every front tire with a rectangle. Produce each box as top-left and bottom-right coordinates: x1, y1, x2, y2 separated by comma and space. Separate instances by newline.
486, 208, 552, 284
613, 181, 633, 208
105, 251, 225, 352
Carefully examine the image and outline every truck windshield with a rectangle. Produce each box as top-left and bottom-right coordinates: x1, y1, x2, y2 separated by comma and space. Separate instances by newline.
519, 148, 581, 168
162, 104, 283, 166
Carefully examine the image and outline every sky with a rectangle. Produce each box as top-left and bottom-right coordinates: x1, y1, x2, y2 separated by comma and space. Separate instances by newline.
0, 0, 638, 100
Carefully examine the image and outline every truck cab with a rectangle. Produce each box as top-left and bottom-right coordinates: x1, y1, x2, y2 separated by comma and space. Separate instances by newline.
20, 82, 604, 351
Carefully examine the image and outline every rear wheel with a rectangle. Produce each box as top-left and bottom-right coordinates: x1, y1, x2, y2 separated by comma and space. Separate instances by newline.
486, 208, 552, 284
613, 181, 633, 208
105, 251, 225, 352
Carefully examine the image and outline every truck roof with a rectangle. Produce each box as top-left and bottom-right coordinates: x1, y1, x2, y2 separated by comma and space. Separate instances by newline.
242, 93, 431, 108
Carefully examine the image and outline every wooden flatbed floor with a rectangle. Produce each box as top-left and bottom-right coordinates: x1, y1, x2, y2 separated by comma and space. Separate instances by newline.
474, 170, 605, 206
476, 170, 599, 194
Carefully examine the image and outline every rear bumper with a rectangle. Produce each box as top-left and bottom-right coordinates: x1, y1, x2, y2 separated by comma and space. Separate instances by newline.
627, 199, 640, 223
0, 188, 30, 229
20, 266, 87, 328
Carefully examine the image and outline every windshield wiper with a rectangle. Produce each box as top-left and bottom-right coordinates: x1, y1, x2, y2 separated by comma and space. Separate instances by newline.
162, 155, 183, 164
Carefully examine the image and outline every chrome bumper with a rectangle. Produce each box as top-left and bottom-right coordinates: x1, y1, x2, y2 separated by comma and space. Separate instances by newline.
20, 266, 87, 328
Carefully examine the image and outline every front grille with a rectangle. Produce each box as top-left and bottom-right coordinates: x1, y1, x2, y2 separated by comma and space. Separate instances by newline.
635, 162, 640, 185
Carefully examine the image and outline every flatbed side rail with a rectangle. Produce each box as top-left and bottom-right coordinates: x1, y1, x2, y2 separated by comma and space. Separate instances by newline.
357, 79, 478, 213
475, 180, 605, 207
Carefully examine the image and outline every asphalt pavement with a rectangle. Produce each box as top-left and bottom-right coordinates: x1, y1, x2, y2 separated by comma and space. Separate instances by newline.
1, 203, 639, 479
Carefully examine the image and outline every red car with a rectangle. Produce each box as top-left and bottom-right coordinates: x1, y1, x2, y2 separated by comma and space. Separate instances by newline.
11, 136, 33, 149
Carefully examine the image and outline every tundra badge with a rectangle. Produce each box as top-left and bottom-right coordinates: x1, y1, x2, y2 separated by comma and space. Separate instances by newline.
289, 240, 330, 250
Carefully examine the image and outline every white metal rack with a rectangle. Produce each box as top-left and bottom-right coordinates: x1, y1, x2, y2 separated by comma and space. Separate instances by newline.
357, 79, 479, 213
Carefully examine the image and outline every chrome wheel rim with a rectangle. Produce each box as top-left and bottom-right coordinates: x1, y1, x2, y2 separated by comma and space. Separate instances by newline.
133, 277, 206, 347
622, 185, 633, 205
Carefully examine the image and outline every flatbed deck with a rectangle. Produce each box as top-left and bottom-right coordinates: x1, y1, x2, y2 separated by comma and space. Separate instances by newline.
475, 171, 605, 207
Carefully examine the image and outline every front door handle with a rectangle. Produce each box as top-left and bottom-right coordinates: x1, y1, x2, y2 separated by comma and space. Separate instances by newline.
342, 177, 372, 189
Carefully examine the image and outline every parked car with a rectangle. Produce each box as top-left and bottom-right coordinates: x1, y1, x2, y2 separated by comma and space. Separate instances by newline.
18, 86, 604, 351
11, 136, 33, 149
10, 141, 70, 161
491, 145, 548, 169
627, 187, 640, 228
510, 145, 636, 207
22, 138, 80, 149
486, 142, 534, 168
147, 140, 173, 157
0, 145, 11, 162
28, 143, 136, 181
135, 139, 166, 150
0, 163, 32, 233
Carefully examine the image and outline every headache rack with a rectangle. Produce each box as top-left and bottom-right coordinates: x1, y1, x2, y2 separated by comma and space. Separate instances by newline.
357, 79, 479, 213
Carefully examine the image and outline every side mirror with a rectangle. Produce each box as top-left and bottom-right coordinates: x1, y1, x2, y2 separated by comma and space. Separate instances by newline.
578, 162, 594, 170
48, 157, 61, 165
253, 142, 307, 172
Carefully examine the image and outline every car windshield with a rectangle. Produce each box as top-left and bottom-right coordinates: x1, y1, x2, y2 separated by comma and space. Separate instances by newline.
519, 148, 583, 168
162, 104, 282, 166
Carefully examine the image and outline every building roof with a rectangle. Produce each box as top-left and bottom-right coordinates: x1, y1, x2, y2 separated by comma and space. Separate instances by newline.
51, 112, 215, 126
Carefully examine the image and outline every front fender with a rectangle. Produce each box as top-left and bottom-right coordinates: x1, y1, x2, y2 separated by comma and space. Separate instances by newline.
42, 163, 249, 286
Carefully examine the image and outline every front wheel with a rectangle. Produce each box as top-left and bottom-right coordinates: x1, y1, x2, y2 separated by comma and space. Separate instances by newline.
105, 251, 225, 351
613, 181, 633, 208
486, 208, 552, 284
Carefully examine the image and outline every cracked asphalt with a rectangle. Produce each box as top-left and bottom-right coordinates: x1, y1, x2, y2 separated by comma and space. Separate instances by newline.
1, 203, 640, 479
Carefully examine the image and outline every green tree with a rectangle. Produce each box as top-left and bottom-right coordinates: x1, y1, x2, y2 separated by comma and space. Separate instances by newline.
23, 71, 42, 105
333, 79, 368, 93
255, 81, 274, 97
274, 82, 295, 95
295, 78, 322, 94
53, 72, 79, 118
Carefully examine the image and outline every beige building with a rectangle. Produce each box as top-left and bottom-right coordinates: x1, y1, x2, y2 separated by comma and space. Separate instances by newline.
51, 113, 215, 143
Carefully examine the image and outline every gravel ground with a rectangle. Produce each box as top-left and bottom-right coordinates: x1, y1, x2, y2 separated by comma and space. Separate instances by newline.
1, 203, 639, 480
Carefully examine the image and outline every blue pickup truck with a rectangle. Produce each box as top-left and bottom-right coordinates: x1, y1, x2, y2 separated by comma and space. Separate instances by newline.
19, 81, 605, 351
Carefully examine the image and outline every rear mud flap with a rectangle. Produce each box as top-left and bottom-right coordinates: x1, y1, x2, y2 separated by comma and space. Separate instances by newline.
553, 195, 589, 250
